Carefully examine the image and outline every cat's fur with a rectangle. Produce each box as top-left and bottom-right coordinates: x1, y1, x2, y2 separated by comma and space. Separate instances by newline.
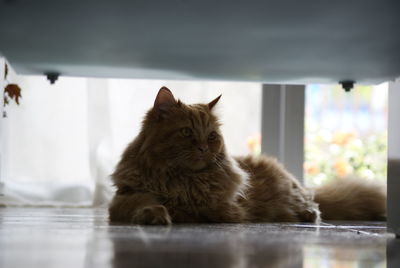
109, 87, 386, 224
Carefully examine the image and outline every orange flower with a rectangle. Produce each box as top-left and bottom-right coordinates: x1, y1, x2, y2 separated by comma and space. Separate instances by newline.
334, 158, 351, 177
332, 131, 356, 146
304, 162, 319, 175
246, 134, 261, 153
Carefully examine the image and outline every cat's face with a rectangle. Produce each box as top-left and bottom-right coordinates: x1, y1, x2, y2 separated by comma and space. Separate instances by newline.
143, 87, 224, 171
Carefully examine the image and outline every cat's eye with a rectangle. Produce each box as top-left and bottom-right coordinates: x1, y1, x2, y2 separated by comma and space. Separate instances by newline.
181, 127, 193, 137
208, 131, 217, 141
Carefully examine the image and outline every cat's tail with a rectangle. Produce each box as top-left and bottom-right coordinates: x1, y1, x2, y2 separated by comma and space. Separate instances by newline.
313, 178, 386, 221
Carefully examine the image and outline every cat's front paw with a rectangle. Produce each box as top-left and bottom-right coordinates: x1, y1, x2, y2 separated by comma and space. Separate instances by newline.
132, 205, 172, 225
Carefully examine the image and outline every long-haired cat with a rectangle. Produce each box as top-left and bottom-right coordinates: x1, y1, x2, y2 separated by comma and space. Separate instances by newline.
109, 87, 386, 224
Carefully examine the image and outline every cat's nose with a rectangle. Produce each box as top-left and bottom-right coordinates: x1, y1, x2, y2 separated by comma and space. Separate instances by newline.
198, 145, 209, 153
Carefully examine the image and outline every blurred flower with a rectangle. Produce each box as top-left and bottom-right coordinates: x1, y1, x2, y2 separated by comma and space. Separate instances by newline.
314, 173, 328, 186
331, 131, 357, 146
246, 134, 261, 155
304, 162, 320, 175
329, 144, 341, 155
351, 138, 363, 148
360, 169, 375, 180
334, 158, 353, 177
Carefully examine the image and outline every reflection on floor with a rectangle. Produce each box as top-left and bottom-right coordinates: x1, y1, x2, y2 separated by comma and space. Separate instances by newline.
0, 208, 399, 268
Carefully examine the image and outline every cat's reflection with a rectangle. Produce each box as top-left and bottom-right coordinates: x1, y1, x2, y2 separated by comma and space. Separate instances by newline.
109, 225, 303, 268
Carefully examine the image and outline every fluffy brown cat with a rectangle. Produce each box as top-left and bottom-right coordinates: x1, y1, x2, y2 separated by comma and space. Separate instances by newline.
109, 87, 386, 224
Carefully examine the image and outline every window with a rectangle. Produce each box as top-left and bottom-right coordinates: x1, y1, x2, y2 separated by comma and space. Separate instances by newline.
304, 83, 388, 186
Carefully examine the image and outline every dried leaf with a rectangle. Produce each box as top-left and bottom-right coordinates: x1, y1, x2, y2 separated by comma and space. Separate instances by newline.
4, 83, 22, 105
4, 63, 8, 79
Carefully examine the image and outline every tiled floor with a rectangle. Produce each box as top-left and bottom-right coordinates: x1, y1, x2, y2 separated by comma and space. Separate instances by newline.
0, 207, 398, 268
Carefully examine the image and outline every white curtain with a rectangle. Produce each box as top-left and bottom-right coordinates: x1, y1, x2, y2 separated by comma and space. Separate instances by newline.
0, 59, 261, 207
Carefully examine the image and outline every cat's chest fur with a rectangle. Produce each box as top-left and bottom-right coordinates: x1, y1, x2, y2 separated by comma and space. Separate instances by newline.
137, 162, 247, 218
150, 169, 235, 205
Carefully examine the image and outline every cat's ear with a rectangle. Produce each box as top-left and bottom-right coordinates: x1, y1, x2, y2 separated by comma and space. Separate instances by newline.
208, 95, 222, 110
154, 87, 177, 116
154, 87, 176, 109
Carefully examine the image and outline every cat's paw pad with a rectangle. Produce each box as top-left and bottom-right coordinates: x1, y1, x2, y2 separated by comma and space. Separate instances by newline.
132, 205, 172, 225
